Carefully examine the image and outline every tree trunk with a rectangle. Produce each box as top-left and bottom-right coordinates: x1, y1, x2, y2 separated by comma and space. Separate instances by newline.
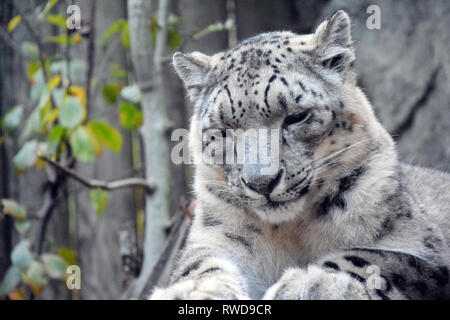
125, 0, 171, 299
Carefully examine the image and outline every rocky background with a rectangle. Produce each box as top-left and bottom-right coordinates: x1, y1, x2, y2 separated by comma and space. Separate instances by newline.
323, 0, 450, 171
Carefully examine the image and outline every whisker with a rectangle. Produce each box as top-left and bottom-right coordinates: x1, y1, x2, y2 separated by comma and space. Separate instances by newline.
309, 138, 372, 168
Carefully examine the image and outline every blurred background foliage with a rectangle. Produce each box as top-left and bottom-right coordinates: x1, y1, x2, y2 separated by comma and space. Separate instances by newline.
0, 0, 449, 299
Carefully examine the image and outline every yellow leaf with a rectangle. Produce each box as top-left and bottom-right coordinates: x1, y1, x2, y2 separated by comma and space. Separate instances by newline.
35, 157, 46, 169
47, 75, 61, 90
72, 33, 83, 44
42, 108, 59, 127
8, 15, 22, 33
8, 288, 26, 300
65, 86, 87, 125
67, 85, 87, 108
39, 100, 53, 134
22, 261, 47, 297
84, 125, 103, 157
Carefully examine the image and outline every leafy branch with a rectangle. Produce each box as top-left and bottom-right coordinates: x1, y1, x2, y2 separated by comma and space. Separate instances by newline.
39, 155, 155, 194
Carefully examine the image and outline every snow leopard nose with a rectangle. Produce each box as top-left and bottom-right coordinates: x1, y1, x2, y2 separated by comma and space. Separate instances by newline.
241, 169, 283, 195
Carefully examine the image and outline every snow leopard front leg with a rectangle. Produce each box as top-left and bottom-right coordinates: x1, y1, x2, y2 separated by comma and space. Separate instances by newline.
150, 207, 252, 300
264, 248, 449, 300
150, 245, 250, 300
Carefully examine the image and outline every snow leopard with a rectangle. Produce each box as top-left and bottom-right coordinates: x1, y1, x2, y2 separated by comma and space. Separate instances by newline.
151, 10, 450, 300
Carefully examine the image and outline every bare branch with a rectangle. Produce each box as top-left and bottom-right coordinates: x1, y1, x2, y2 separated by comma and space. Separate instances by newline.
35, 185, 59, 254
0, 26, 28, 60
40, 155, 155, 194
85, 0, 97, 117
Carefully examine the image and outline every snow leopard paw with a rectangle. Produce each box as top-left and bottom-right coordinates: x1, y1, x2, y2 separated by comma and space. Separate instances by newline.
263, 266, 367, 300
149, 276, 250, 300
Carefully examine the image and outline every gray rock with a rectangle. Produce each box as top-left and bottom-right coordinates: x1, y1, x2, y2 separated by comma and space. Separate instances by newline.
322, 0, 450, 171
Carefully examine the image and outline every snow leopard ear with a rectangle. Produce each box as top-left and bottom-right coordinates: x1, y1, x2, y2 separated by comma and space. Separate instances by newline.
313, 10, 355, 73
173, 51, 212, 101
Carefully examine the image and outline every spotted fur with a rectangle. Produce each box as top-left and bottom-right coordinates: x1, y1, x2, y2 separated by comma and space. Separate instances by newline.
150, 10, 450, 300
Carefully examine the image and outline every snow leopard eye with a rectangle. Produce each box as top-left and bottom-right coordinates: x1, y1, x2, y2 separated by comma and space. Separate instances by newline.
283, 111, 311, 128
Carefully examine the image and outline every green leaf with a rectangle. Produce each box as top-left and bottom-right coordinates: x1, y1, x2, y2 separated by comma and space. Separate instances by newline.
101, 83, 123, 105
0, 265, 22, 297
1, 199, 26, 219
42, 254, 69, 279
58, 96, 84, 129
102, 19, 127, 49
8, 15, 22, 33
121, 21, 130, 49
27, 61, 41, 81
18, 108, 40, 145
46, 14, 67, 28
87, 121, 122, 153
1, 105, 23, 131
168, 30, 182, 50
1, 199, 31, 234
36, 74, 60, 110
30, 69, 45, 103
52, 88, 65, 108
39, 0, 59, 18
150, 17, 158, 45
119, 102, 143, 130
13, 140, 38, 171
11, 240, 32, 270
109, 63, 128, 79
90, 188, 108, 216
15, 219, 31, 234
69, 126, 96, 162
21, 42, 39, 61
49, 125, 66, 144
120, 84, 141, 103
48, 34, 78, 46
193, 18, 234, 40
22, 260, 47, 296
56, 248, 77, 265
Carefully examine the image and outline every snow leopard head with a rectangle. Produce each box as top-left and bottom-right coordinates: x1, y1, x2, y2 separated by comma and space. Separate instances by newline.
173, 10, 391, 223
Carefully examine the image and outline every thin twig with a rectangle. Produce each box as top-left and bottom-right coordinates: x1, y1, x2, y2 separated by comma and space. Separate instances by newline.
0, 26, 28, 60
35, 184, 59, 254
10, 3, 61, 258
91, 36, 121, 96
40, 155, 156, 194
13, 3, 56, 109
84, 0, 96, 118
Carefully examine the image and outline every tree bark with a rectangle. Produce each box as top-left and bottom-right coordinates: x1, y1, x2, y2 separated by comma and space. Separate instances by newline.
125, 0, 171, 299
